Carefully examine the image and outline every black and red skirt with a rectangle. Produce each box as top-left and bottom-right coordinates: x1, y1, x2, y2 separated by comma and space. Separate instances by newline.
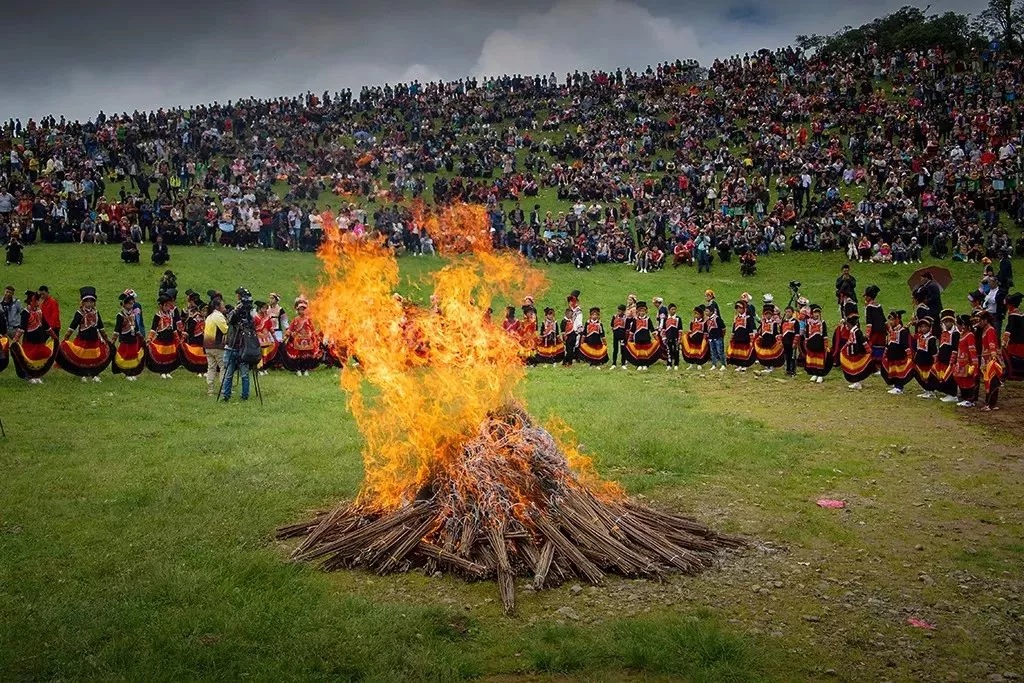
12, 336, 57, 379
624, 337, 661, 367
58, 336, 113, 377
754, 334, 784, 368
113, 337, 146, 376
838, 346, 874, 383
681, 332, 709, 365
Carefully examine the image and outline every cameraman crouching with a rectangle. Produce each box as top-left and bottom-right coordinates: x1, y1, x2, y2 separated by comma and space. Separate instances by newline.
220, 287, 257, 402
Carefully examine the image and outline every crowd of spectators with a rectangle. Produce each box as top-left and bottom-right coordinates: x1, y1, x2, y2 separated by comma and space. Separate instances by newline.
3, 42, 1024, 272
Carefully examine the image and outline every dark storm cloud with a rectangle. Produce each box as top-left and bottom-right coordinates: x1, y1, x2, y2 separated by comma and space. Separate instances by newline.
2, 0, 986, 121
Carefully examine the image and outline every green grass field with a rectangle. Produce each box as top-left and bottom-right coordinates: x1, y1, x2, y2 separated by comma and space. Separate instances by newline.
1, 244, 1023, 682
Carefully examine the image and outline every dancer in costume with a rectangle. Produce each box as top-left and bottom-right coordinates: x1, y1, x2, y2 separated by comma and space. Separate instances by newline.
112, 291, 146, 380
518, 304, 539, 363
977, 311, 1004, 411
682, 304, 709, 368
911, 317, 939, 399
803, 304, 831, 383
283, 296, 321, 375
146, 293, 183, 378
623, 301, 661, 370
835, 311, 873, 389
727, 299, 756, 371
562, 290, 583, 366
1003, 293, 1024, 381
57, 287, 113, 381
267, 293, 288, 343
610, 304, 627, 369
578, 307, 609, 366
933, 310, 960, 402
863, 285, 886, 363
535, 307, 565, 365
662, 303, 682, 370
781, 306, 799, 377
179, 290, 208, 375
10, 290, 58, 384
502, 306, 520, 336
754, 295, 784, 373
880, 310, 913, 395
254, 300, 281, 374
953, 314, 979, 407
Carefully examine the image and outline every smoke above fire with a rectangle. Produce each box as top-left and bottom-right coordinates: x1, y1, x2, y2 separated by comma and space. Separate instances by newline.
311, 203, 615, 512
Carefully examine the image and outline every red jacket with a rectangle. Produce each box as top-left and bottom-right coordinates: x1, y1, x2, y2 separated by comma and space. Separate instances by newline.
41, 296, 61, 332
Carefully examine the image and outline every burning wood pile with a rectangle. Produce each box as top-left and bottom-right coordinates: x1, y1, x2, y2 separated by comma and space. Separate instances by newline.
278, 404, 743, 615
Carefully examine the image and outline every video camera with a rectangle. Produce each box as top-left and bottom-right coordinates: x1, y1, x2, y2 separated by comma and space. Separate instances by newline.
789, 280, 801, 292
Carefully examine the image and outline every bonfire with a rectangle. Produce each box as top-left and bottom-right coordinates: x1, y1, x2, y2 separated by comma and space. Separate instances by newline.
278, 204, 743, 614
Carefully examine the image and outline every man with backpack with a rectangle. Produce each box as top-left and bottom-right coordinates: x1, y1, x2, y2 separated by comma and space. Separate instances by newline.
219, 287, 261, 402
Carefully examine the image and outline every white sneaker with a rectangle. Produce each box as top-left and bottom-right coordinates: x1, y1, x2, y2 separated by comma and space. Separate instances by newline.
621, 365, 628, 370
673, 365, 678, 371
809, 376, 817, 383
685, 364, 692, 370
92, 376, 102, 383
304, 370, 310, 376
917, 391, 935, 399
81, 376, 90, 383
940, 395, 958, 403
956, 400, 975, 408
719, 365, 725, 372
762, 367, 773, 374
296, 371, 302, 377
848, 382, 862, 390
887, 387, 903, 395
816, 376, 824, 384
735, 366, 743, 372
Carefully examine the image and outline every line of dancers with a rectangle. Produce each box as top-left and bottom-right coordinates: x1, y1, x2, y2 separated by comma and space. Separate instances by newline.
503, 287, 1023, 412
1, 287, 332, 385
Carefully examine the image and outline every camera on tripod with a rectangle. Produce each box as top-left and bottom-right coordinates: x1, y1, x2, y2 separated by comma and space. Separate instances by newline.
789, 280, 801, 292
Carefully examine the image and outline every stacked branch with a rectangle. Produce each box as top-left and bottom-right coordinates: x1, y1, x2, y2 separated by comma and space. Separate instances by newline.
278, 406, 744, 615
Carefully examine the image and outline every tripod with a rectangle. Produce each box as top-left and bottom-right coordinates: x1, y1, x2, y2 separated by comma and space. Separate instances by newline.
216, 355, 263, 405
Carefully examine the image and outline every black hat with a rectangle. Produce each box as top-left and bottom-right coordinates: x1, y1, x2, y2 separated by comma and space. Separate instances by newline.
521, 305, 536, 316
617, 304, 626, 311
119, 291, 135, 304
207, 289, 222, 302
888, 309, 905, 319
158, 294, 172, 305
164, 269, 174, 276
254, 300, 267, 309
567, 289, 581, 303
24, 289, 38, 302
543, 307, 555, 315
236, 287, 251, 298
735, 300, 746, 308
846, 311, 859, 321
1008, 292, 1023, 308
695, 304, 706, 314
589, 306, 600, 314
916, 316, 933, 327
165, 288, 177, 300
864, 285, 880, 299
636, 301, 648, 309
957, 314, 973, 326
79, 286, 97, 301
940, 308, 956, 322
809, 303, 822, 312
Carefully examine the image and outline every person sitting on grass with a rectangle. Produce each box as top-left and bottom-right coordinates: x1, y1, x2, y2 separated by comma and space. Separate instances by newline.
121, 238, 140, 264
152, 235, 170, 266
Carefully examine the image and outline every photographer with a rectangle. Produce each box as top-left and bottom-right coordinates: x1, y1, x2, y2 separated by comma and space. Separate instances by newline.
220, 287, 260, 402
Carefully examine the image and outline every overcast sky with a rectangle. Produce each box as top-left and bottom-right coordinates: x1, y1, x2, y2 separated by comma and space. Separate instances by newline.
2, 0, 985, 122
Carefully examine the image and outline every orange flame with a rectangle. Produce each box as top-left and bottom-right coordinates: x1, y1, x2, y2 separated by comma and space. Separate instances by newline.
312, 203, 617, 513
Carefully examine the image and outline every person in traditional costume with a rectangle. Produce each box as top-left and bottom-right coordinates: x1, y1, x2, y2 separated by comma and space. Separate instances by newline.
610, 304, 628, 368
254, 300, 281, 375
953, 314, 979, 407
934, 310, 960, 402
781, 306, 799, 377
727, 300, 756, 371
624, 301, 661, 370
178, 290, 209, 375
1002, 292, 1024, 381
563, 290, 583, 366
802, 304, 831, 383
519, 304, 539, 363
146, 293, 182, 378
0, 307, 8, 373
267, 292, 288, 343
682, 304, 709, 369
535, 307, 565, 365
863, 285, 886, 364
880, 310, 913, 395
502, 306, 520, 336
976, 311, 1004, 411
579, 307, 609, 366
112, 291, 146, 380
662, 303, 682, 370
834, 311, 873, 390
57, 287, 113, 382
10, 290, 58, 384
283, 296, 321, 375
912, 317, 939, 398
754, 295, 784, 373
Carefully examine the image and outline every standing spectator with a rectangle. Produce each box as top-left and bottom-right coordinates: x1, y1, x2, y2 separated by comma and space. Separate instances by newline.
835, 264, 857, 307
203, 296, 228, 396
3, 285, 23, 337
38, 285, 61, 337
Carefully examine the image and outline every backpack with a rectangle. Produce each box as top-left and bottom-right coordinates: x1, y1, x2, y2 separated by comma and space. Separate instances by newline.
237, 325, 263, 365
